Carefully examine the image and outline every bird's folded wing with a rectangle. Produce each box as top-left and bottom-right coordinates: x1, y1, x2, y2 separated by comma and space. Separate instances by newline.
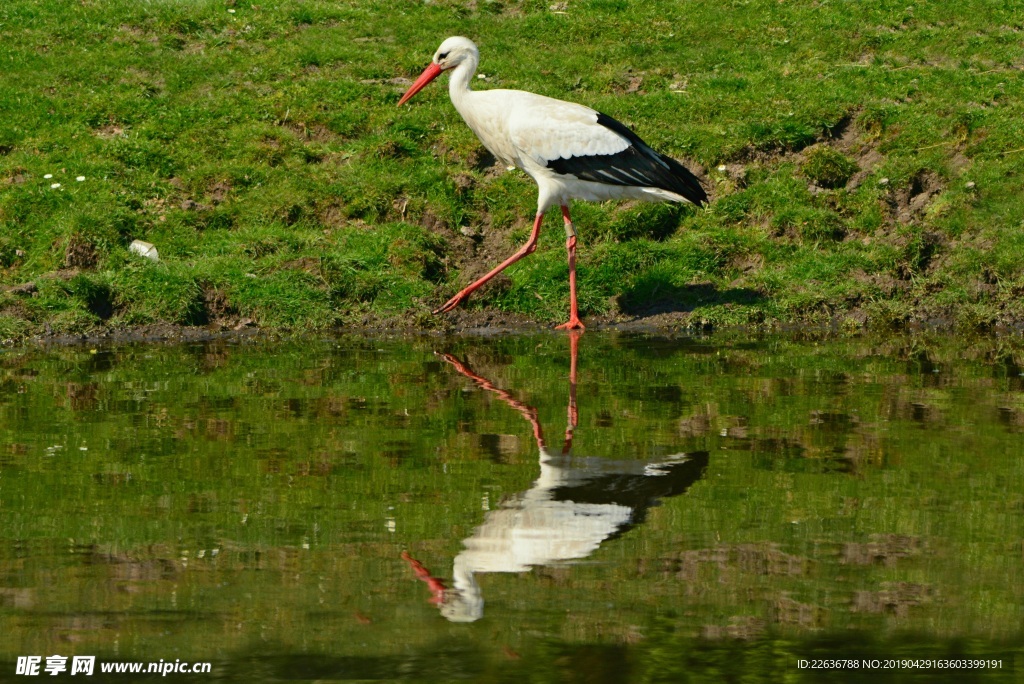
507, 98, 631, 168
503, 92, 706, 204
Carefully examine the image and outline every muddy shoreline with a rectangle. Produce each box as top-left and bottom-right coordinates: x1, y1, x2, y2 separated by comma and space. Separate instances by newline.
11, 307, 1024, 350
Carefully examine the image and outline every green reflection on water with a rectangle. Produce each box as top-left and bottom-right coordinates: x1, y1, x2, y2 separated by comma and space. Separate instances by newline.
0, 333, 1022, 681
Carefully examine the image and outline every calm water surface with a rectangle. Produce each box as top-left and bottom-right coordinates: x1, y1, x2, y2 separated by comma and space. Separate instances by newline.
0, 332, 1022, 682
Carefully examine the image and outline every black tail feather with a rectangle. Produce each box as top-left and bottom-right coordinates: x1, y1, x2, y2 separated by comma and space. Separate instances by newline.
660, 152, 708, 207
545, 111, 708, 207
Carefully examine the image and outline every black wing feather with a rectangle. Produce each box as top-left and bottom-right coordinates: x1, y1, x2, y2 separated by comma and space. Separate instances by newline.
548, 451, 709, 540
546, 112, 708, 207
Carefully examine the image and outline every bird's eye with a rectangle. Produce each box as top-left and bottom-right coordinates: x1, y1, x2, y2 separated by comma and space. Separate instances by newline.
438, 52, 449, 60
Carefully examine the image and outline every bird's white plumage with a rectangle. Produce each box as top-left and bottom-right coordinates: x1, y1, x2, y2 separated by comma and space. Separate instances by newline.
505, 93, 630, 164
431, 36, 693, 212
456, 89, 687, 210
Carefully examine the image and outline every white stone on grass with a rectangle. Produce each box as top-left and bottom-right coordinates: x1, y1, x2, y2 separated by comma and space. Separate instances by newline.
128, 240, 159, 261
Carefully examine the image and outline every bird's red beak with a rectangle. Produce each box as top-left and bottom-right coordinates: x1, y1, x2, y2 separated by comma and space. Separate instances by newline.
397, 63, 443, 106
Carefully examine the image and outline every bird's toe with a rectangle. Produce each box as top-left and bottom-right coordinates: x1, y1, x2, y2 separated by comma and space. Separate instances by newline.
554, 318, 585, 331
433, 294, 466, 315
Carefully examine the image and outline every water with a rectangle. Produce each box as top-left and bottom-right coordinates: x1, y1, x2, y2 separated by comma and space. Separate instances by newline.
0, 332, 1021, 682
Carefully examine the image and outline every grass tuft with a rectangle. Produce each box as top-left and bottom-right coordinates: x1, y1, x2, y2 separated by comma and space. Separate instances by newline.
801, 147, 858, 189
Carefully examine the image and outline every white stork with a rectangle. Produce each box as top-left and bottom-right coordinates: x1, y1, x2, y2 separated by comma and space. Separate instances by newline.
398, 36, 708, 330
402, 342, 709, 622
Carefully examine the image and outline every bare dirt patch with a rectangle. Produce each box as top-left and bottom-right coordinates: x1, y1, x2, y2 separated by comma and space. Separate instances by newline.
442, 220, 520, 296
208, 180, 232, 204
842, 534, 922, 566
317, 200, 349, 230
180, 198, 212, 212
64, 235, 98, 270
198, 286, 247, 330
2, 167, 27, 185
92, 124, 126, 139
852, 582, 931, 617
885, 170, 944, 225
281, 121, 338, 143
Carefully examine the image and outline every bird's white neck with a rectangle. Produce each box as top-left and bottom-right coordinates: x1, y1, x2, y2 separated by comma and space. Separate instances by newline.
440, 555, 483, 622
447, 54, 478, 108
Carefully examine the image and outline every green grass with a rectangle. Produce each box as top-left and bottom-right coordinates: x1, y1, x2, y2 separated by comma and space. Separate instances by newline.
1, 0, 1024, 337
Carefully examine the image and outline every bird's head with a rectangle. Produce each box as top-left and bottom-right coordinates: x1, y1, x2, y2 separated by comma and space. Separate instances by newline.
398, 36, 479, 106
431, 36, 478, 71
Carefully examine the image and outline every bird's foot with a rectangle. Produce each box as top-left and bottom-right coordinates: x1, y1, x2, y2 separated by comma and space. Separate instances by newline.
554, 317, 585, 331
432, 292, 469, 315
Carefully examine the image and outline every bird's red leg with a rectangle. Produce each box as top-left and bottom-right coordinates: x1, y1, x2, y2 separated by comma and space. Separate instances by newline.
554, 205, 585, 331
401, 551, 448, 605
436, 352, 546, 449
433, 212, 545, 315
562, 329, 581, 454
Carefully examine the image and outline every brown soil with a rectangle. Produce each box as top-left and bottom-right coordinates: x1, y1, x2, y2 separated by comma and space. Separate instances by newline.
208, 180, 232, 204
64, 235, 98, 270
11, 298, 1024, 349
884, 169, 944, 225
4, 307, 810, 349
29, 323, 265, 348
92, 124, 126, 139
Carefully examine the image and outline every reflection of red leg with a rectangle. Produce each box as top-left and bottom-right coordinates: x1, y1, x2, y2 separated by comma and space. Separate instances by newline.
554, 206, 585, 331
438, 353, 546, 449
401, 551, 447, 605
434, 212, 545, 315
563, 330, 580, 454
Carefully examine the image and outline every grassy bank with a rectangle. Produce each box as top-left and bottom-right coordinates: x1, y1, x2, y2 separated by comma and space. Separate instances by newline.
1, 0, 1023, 340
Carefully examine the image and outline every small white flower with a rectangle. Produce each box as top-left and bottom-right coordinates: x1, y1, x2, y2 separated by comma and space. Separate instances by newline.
76, 176, 85, 182
228, 8, 235, 12
44, 173, 53, 179
717, 165, 727, 172
50, 183, 61, 189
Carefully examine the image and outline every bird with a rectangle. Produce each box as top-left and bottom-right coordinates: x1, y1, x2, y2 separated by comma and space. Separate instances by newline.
402, 338, 709, 622
398, 36, 708, 330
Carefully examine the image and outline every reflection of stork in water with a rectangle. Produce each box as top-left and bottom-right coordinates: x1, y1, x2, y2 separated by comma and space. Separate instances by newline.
403, 332, 709, 622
